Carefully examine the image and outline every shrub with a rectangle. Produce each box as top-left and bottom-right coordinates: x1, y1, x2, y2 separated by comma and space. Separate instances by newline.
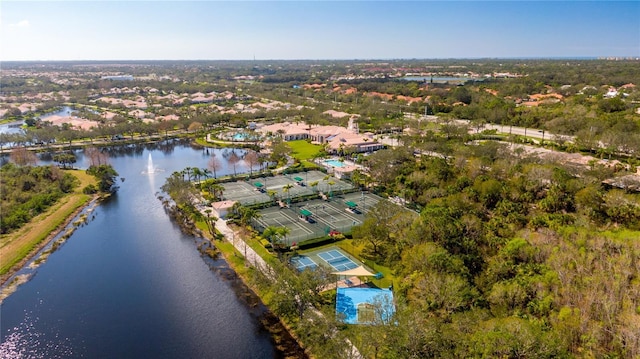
83, 184, 98, 194
297, 236, 335, 250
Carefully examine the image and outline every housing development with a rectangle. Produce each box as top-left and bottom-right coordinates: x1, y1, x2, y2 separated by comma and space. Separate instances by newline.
2, 58, 640, 358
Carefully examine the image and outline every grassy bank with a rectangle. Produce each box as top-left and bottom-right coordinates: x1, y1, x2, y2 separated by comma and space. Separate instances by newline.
0, 170, 97, 280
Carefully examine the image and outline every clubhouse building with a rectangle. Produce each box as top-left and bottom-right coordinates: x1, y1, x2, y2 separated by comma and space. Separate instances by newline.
256, 119, 384, 154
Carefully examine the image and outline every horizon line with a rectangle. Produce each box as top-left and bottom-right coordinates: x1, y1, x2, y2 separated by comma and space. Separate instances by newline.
3, 56, 640, 63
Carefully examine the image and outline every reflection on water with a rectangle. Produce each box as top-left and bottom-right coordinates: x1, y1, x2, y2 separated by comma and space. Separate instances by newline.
0, 140, 273, 358
0, 312, 74, 359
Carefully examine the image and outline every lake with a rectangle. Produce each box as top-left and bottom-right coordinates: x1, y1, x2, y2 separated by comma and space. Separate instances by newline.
0, 141, 278, 358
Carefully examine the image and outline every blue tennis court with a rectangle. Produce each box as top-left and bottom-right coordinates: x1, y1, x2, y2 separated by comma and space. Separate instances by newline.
317, 249, 358, 271
291, 255, 317, 271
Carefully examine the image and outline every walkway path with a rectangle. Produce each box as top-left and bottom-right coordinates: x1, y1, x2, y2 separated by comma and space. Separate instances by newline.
211, 213, 362, 358
213, 217, 273, 277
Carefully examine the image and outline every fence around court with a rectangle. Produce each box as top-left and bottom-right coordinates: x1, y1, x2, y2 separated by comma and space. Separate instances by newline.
250, 191, 387, 245
252, 218, 355, 245
220, 171, 357, 207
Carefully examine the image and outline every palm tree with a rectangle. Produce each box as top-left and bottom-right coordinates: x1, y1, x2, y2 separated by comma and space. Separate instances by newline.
202, 209, 218, 237
277, 226, 291, 247
350, 169, 366, 190
182, 167, 193, 182
267, 190, 278, 204
202, 178, 216, 199
239, 206, 261, 226
262, 225, 281, 243
327, 180, 335, 198
258, 154, 268, 173
322, 175, 335, 195
202, 180, 224, 201
309, 181, 319, 193
282, 183, 294, 203
191, 167, 203, 183
230, 201, 243, 217
263, 226, 291, 251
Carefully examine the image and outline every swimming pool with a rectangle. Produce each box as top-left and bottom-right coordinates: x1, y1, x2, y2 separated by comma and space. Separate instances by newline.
324, 160, 346, 168
233, 133, 248, 141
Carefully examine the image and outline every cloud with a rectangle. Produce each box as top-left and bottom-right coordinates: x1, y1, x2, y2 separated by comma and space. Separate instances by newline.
9, 20, 30, 28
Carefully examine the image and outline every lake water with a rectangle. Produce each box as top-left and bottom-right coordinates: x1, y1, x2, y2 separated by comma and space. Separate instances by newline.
0, 121, 24, 135
0, 106, 75, 136
0, 141, 276, 358
40, 106, 76, 119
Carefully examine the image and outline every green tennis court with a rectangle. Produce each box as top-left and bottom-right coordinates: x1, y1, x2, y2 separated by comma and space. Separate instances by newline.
221, 181, 271, 205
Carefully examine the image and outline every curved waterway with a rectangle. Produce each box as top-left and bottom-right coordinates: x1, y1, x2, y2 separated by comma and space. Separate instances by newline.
0, 141, 277, 358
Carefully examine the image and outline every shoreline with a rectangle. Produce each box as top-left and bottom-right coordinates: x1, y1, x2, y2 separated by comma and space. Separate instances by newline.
0, 195, 100, 287
208, 243, 309, 359
163, 202, 309, 358
211, 238, 310, 359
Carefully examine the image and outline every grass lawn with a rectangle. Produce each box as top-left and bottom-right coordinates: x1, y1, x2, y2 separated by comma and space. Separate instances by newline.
287, 140, 322, 161
0, 170, 96, 277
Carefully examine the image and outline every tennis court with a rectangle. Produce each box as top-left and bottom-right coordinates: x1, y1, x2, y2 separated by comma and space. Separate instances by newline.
253, 206, 319, 245
253, 195, 389, 244
317, 249, 359, 271
298, 200, 362, 232
285, 171, 355, 194
221, 171, 358, 208
264, 175, 314, 198
341, 192, 383, 214
221, 181, 271, 205
290, 255, 317, 271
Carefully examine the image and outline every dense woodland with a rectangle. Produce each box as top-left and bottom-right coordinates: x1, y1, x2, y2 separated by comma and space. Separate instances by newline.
0, 151, 118, 234
0, 163, 78, 233
240, 142, 640, 359
350, 142, 640, 358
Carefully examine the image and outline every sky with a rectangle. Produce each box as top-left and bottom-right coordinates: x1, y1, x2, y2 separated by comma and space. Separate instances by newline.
1, 1, 638, 61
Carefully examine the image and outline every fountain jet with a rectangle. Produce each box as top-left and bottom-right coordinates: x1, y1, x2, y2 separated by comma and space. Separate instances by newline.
147, 153, 155, 174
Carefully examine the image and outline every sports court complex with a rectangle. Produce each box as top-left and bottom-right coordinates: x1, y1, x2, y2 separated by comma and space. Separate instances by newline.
251, 192, 383, 244
218, 170, 397, 326
290, 246, 396, 325
219, 170, 355, 206
290, 247, 361, 272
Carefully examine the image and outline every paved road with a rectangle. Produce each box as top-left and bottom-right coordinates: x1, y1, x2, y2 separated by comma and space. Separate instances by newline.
436, 116, 575, 142
381, 116, 574, 145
